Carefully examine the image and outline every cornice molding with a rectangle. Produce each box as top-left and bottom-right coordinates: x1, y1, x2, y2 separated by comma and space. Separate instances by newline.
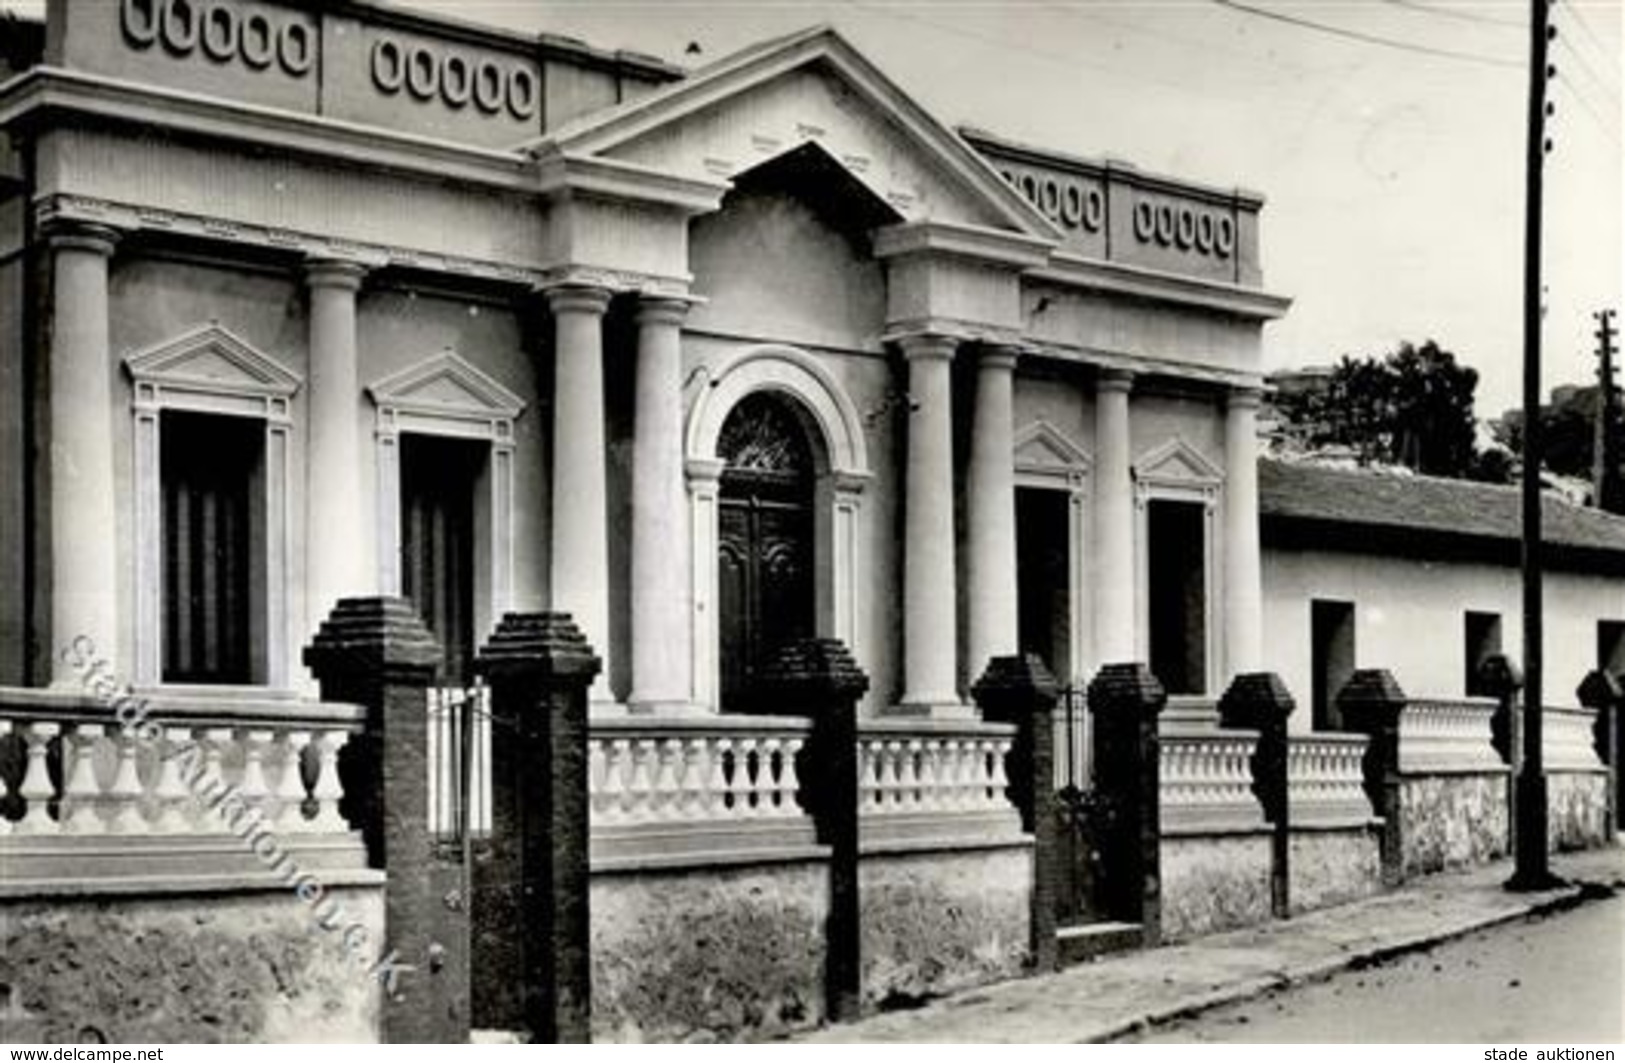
1034, 250, 1292, 321
872, 220, 1053, 271
0, 67, 536, 193
532, 149, 728, 215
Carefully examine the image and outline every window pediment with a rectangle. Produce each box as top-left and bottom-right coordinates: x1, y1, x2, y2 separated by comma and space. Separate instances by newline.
1134, 438, 1223, 496
368, 350, 525, 432
1014, 420, 1092, 479
124, 323, 301, 399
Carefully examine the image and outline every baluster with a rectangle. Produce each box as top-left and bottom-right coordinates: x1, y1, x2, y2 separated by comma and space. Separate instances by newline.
601, 738, 630, 824
989, 739, 1011, 808
588, 737, 608, 817
151, 727, 195, 833
0, 720, 10, 836
677, 737, 706, 819
918, 739, 942, 808
858, 738, 879, 810
884, 740, 905, 810
705, 737, 729, 819
308, 729, 349, 832
16, 722, 61, 834
739, 738, 764, 817
627, 738, 656, 822
274, 731, 312, 832
186, 728, 234, 832
60, 723, 104, 834
760, 738, 783, 816
105, 727, 147, 834
653, 738, 681, 820
906, 739, 923, 808
773, 737, 799, 819
238, 729, 273, 829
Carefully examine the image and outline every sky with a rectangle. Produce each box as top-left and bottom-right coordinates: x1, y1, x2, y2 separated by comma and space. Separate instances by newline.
4, 0, 1619, 418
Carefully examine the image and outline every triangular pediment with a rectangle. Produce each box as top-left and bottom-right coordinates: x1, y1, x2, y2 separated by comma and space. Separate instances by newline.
1135, 437, 1224, 486
1015, 420, 1091, 473
368, 351, 524, 421
124, 323, 300, 396
534, 26, 1059, 239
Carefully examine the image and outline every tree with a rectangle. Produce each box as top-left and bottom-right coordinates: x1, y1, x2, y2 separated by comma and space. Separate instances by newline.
1272, 340, 1485, 478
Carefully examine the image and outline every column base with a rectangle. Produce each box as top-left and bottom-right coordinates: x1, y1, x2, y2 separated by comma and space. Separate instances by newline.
625, 696, 705, 717
884, 697, 977, 721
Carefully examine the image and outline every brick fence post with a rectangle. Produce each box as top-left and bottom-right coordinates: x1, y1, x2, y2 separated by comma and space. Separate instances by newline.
1086, 663, 1166, 945
303, 597, 467, 1044
759, 637, 868, 1023
1219, 672, 1295, 918
1338, 668, 1408, 886
473, 612, 600, 1044
1577, 668, 1621, 838
973, 653, 1060, 973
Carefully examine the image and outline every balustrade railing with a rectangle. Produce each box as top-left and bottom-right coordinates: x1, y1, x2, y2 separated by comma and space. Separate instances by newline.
1398, 697, 1503, 774
0, 686, 368, 883
1287, 733, 1375, 827
1544, 705, 1606, 772
854, 718, 1024, 848
587, 714, 818, 869
1159, 728, 1266, 834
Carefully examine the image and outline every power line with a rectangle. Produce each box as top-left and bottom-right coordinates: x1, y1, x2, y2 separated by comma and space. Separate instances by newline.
1210, 0, 1524, 69
1556, 77, 1623, 145
1561, 1, 1620, 73
1378, 0, 1523, 30
1556, 35, 1621, 114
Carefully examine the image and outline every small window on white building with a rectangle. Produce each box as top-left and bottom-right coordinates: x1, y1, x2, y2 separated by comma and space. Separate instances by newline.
1464, 611, 1503, 697
1598, 621, 1625, 675
1311, 599, 1355, 730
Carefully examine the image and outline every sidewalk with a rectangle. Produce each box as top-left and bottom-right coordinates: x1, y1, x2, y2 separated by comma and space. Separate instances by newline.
794, 845, 1625, 1043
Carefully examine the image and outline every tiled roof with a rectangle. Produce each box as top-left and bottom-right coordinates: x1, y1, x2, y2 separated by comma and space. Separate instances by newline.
1258, 458, 1625, 565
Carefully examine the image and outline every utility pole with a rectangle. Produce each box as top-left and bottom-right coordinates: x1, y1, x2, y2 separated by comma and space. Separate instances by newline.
1510, 0, 1559, 891
1593, 309, 1621, 513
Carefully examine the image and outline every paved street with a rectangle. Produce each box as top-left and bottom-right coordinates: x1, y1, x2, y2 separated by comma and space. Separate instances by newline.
796, 848, 1625, 1043
1122, 892, 1625, 1043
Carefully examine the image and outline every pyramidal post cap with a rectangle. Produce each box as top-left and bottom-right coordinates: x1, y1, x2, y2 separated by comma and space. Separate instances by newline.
473, 612, 602, 679
757, 637, 870, 699
303, 596, 443, 673
972, 653, 1060, 706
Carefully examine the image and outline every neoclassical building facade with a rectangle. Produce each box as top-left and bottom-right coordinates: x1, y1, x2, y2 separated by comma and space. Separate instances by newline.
0, 1, 1289, 717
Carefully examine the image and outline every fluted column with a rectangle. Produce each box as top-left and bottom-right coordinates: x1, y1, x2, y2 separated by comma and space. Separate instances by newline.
47, 222, 120, 685
1224, 386, 1264, 677
966, 345, 1020, 683
1094, 369, 1136, 666
546, 285, 616, 705
304, 259, 370, 643
897, 334, 964, 715
629, 295, 693, 714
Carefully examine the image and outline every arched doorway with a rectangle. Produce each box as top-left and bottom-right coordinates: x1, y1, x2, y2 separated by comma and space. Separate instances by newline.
716, 392, 817, 712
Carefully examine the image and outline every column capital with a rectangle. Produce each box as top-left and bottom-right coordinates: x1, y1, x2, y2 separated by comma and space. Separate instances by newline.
42, 220, 119, 258
895, 332, 958, 363
1227, 384, 1265, 410
542, 283, 614, 317
634, 294, 695, 328
1096, 367, 1135, 394
304, 257, 369, 292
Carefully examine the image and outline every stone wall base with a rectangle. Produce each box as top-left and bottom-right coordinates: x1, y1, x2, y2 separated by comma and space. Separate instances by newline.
858, 844, 1030, 1008
1400, 772, 1510, 877
1160, 832, 1271, 942
1289, 826, 1381, 912
1548, 771, 1610, 851
590, 859, 829, 1043
0, 885, 384, 1043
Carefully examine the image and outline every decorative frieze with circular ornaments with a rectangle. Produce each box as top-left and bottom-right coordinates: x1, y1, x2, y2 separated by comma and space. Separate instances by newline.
369, 36, 538, 120
121, 0, 314, 78
1131, 198, 1235, 259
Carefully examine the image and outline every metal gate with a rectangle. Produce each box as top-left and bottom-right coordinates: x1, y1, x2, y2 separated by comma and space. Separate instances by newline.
1053, 684, 1107, 927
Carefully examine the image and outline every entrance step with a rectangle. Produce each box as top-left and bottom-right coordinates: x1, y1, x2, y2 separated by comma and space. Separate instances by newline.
1057, 921, 1144, 966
